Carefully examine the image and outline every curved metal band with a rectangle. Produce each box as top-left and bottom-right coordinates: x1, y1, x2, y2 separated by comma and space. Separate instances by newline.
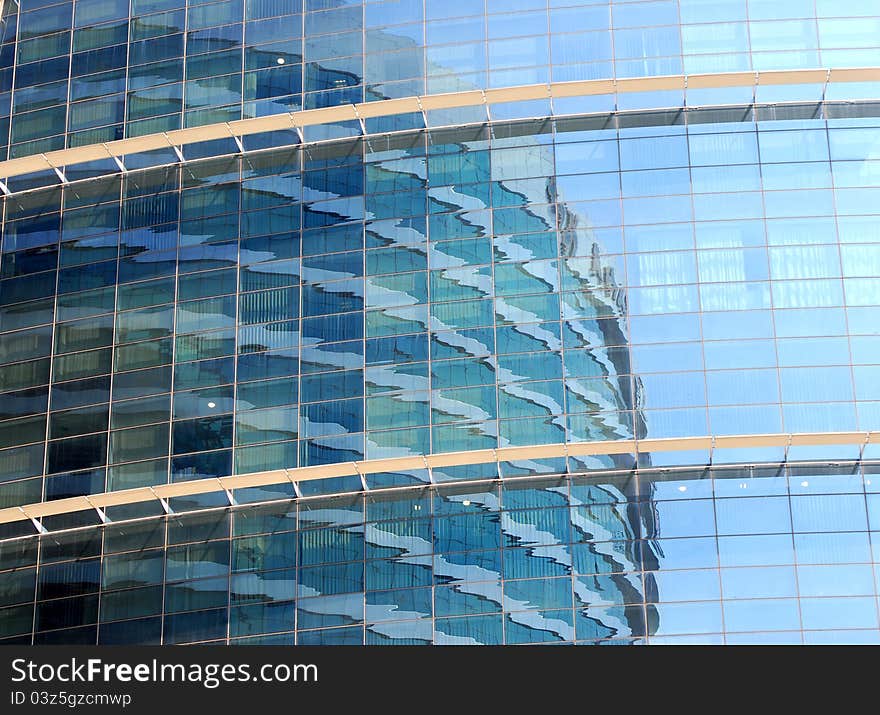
0, 431, 876, 526
1, 67, 878, 182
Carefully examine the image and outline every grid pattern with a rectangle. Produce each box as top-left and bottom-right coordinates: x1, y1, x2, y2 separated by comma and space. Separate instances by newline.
2, 108, 880, 530
0, 0, 879, 161
1, 0, 880, 650
2, 464, 880, 645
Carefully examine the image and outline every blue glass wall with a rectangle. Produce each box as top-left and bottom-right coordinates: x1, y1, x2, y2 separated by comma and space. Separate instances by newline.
1, 0, 880, 648
2, 107, 880, 525
3, 463, 880, 645
0, 0, 879, 160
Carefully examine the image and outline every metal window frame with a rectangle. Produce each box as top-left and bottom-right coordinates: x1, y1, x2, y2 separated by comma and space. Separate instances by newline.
1, 67, 878, 182
1, 430, 877, 527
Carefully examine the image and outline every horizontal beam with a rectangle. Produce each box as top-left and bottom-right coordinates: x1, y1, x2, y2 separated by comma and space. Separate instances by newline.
0, 431, 876, 527
0, 67, 878, 183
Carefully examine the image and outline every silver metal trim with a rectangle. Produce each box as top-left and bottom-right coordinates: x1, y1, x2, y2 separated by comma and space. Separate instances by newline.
1, 431, 876, 526
0, 68, 877, 182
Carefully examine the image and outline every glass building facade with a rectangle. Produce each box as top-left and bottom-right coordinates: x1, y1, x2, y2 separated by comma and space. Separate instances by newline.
1, 0, 880, 159
0, 0, 879, 645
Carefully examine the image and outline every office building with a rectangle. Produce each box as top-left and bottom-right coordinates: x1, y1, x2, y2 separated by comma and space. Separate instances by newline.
0, 0, 879, 644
